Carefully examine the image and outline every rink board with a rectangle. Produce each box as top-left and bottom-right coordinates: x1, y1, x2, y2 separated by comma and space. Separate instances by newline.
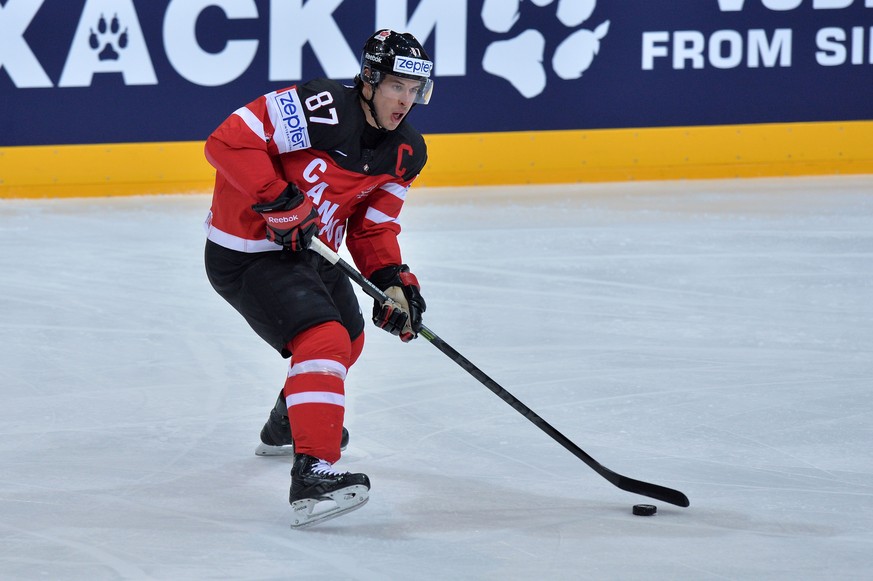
2, 120, 871, 198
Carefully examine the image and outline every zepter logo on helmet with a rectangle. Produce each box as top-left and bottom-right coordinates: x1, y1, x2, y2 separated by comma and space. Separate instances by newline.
360, 30, 434, 105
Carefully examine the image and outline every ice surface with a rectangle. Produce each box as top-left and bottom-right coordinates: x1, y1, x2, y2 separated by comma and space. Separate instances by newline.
1, 176, 872, 580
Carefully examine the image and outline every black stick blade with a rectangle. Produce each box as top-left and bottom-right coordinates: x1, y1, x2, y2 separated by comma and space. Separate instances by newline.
614, 475, 690, 507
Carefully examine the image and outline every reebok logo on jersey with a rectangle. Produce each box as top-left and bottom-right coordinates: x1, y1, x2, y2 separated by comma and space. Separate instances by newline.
267, 88, 311, 153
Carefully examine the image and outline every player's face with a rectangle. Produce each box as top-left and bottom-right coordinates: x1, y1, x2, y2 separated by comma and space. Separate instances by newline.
371, 74, 422, 130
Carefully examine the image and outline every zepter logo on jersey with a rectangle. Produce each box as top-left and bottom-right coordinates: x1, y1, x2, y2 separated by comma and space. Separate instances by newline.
481, 0, 610, 98
266, 87, 311, 154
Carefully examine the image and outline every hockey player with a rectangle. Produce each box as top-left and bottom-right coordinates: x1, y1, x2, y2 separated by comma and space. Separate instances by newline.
203, 30, 432, 527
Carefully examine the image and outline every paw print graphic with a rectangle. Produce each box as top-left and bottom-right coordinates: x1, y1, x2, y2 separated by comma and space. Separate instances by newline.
89, 14, 129, 61
481, 0, 610, 98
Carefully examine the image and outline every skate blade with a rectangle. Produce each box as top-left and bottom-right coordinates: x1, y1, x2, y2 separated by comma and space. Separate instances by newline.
289, 484, 369, 529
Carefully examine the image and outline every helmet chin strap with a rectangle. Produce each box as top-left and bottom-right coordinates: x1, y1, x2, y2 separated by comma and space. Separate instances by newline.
361, 84, 388, 132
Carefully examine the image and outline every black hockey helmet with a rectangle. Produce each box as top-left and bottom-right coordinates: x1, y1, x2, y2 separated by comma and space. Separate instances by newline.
359, 29, 434, 105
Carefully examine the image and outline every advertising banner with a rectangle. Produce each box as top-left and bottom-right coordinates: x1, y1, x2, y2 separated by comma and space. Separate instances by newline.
3, 0, 872, 147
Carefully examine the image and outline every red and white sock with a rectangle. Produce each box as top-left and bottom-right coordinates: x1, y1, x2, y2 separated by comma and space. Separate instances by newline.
282, 321, 351, 463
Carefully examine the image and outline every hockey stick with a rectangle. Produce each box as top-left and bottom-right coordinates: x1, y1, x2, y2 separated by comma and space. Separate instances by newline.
309, 238, 690, 508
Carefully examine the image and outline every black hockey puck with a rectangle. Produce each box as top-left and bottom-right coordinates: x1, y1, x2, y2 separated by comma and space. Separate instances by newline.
632, 504, 657, 516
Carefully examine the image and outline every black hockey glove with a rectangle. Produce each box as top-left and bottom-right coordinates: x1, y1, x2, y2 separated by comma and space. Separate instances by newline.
369, 264, 426, 342
251, 184, 319, 252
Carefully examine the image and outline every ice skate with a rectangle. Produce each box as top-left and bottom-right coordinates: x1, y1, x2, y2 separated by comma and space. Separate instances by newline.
255, 392, 349, 456
288, 454, 370, 528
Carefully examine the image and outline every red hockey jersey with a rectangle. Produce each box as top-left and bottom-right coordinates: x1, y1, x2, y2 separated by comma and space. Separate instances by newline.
204, 78, 427, 278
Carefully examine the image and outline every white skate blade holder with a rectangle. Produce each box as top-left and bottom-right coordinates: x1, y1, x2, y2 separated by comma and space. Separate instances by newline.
290, 484, 369, 528
255, 441, 347, 457
255, 442, 295, 456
